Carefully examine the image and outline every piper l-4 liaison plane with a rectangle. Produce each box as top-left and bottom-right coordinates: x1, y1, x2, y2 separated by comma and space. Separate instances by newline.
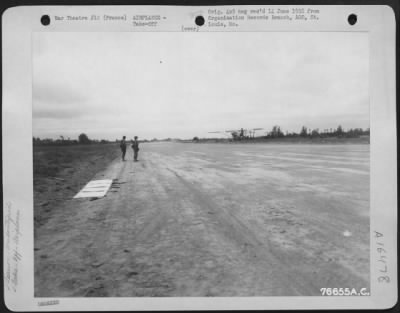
209, 128, 264, 141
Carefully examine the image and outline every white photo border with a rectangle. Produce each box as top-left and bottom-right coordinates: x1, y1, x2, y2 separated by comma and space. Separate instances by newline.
2, 5, 397, 311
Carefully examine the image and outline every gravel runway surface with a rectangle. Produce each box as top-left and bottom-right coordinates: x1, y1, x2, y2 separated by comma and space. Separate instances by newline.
35, 142, 369, 296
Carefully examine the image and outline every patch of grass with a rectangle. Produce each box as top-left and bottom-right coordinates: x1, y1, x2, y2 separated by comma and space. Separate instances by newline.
33, 143, 120, 228
33, 144, 118, 178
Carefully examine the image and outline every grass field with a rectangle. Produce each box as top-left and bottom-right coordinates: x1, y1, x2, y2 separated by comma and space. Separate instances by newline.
33, 144, 120, 227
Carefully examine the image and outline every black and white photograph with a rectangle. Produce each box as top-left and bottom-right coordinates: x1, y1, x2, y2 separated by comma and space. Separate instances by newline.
32, 30, 371, 297
2, 4, 397, 311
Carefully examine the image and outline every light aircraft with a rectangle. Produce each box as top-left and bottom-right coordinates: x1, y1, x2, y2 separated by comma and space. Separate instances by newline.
209, 128, 264, 140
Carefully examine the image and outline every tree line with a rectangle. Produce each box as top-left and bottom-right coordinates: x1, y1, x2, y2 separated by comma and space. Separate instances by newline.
32, 133, 111, 146
265, 125, 369, 139
33, 133, 167, 146
33, 125, 370, 146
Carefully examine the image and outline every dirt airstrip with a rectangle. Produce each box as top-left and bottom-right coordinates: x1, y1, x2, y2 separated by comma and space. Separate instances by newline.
34, 142, 370, 296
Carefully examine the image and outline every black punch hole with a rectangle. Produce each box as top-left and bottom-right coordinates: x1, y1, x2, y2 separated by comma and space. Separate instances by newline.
41, 15, 50, 26
195, 15, 205, 26
348, 14, 357, 26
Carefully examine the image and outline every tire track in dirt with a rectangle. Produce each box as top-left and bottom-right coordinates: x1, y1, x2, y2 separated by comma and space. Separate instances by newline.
35, 155, 130, 296
35, 144, 370, 297
163, 163, 368, 295
163, 166, 309, 295
35, 152, 162, 296
149, 153, 294, 294
78, 159, 136, 296
80, 153, 180, 296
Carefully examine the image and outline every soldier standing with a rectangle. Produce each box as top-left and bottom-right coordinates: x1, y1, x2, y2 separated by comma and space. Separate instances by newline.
132, 136, 140, 162
120, 136, 127, 161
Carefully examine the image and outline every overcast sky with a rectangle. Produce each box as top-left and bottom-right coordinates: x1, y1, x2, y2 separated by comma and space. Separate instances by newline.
33, 32, 368, 140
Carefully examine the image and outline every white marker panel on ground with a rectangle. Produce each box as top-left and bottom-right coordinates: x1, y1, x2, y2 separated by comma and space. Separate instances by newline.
73, 179, 113, 199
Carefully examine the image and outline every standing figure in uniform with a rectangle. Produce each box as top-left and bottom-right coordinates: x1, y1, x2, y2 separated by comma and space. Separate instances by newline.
120, 136, 127, 161
132, 136, 140, 162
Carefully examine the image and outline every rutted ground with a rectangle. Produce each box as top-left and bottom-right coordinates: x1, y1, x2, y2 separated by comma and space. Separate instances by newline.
34, 143, 369, 296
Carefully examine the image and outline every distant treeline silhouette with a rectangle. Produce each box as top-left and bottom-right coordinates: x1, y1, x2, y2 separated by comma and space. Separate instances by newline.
204, 125, 369, 141
33, 133, 170, 146
33, 133, 111, 146
264, 125, 369, 139
33, 126, 370, 146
